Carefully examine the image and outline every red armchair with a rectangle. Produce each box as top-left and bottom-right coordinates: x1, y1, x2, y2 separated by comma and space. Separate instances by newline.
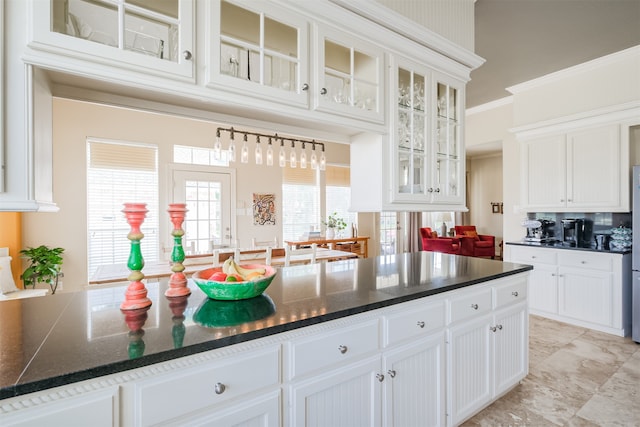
454, 225, 495, 258
420, 227, 461, 255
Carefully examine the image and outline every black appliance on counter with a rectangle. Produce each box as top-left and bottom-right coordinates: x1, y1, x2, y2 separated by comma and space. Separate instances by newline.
522, 219, 556, 243
561, 218, 586, 247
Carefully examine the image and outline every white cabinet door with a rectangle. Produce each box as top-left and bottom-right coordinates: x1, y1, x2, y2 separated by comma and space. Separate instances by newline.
30, 0, 195, 80
313, 25, 385, 124
559, 266, 613, 327
520, 134, 566, 210
528, 263, 559, 315
566, 124, 621, 209
1, 387, 119, 427
176, 390, 281, 427
208, 0, 310, 108
447, 313, 493, 427
289, 356, 382, 427
382, 333, 446, 427
492, 303, 528, 397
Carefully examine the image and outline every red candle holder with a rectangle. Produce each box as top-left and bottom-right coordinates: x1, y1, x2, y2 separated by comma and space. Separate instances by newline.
165, 203, 191, 297
120, 203, 152, 310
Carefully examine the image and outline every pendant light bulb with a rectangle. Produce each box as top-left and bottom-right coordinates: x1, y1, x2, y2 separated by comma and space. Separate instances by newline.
289, 140, 297, 168
240, 134, 249, 164
266, 137, 274, 166
279, 139, 286, 168
214, 129, 222, 160
310, 142, 318, 170
255, 136, 263, 165
319, 145, 326, 171
300, 142, 307, 169
228, 139, 236, 162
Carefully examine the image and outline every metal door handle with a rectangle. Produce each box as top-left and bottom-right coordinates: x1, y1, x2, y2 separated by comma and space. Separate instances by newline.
417, 321, 425, 328
387, 370, 397, 378
512, 291, 519, 297
471, 303, 479, 310
214, 382, 226, 394
338, 345, 348, 354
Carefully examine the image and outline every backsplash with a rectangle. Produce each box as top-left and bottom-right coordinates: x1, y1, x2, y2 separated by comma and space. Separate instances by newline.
525, 212, 632, 247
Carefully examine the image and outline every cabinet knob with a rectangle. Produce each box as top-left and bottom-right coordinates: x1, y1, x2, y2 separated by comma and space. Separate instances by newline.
387, 369, 397, 378
560, 199, 565, 203
427, 188, 434, 193
497, 324, 503, 330
434, 188, 440, 193
214, 382, 226, 395
302, 83, 309, 91
183, 50, 192, 60
568, 199, 573, 202
417, 321, 425, 328
338, 344, 348, 354
490, 326, 497, 332
512, 291, 519, 297
376, 373, 385, 382
320, 88, 328, 95
470, 303, 479, 310
581, 261, 586, 264
531, 256, 536, 259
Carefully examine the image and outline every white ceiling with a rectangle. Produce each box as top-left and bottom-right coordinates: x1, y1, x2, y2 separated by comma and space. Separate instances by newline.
467, 0, 640, 109
465, 0, 640, 157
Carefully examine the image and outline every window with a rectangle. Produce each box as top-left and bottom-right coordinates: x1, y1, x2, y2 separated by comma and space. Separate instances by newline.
87, 140, 159, 279
174, 144, 229, 166
282, 167, 319, 241
325, 165, 356, 234
380, 212, 397, 255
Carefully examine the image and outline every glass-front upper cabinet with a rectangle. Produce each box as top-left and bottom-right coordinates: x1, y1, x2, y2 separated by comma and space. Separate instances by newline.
314, 26, 384, 124
208, 0, 309, 107
31, 0, 194, 80
431, 72, 464, 204
390, 58, 464, 207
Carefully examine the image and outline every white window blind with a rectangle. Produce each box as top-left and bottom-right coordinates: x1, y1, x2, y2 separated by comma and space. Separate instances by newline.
282, 167, 319, 240
87, 140, 159, 280
325, 165, 356, 233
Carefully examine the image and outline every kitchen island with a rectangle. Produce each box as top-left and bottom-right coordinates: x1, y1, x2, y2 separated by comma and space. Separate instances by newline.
0, 252, 531, 426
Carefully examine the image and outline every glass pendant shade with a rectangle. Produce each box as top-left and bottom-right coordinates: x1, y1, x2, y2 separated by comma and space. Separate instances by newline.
228, 140, 236, 162
310, 150, 318, 169
266, 143, 274, 166
241, 141, 249, 163
289, 145, 297, 168
279, 145, 286, 167
320, 151, 326, 170
255, 144, 263, 165
213, 135, 222, 160
300, 150, 307, 169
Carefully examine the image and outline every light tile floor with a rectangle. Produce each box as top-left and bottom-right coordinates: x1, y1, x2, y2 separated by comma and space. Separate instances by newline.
463, 315, 640, 427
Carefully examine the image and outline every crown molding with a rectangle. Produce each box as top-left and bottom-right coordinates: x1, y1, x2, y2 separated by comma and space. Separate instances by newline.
465, 96, 513, 116
328, 0, 485, 71
507, 45, 640, 95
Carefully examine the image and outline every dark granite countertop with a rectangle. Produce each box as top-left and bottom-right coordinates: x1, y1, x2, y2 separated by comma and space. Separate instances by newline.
0, 252, 531, 400
506, 240, 632, 255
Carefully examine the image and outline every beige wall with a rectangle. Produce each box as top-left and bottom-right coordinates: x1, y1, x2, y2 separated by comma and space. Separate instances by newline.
22, 98, 349, 292
467, 154, 503, 249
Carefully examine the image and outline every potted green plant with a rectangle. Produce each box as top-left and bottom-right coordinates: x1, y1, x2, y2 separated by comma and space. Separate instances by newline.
20, 245, 65, 294
323, 212, 347, 238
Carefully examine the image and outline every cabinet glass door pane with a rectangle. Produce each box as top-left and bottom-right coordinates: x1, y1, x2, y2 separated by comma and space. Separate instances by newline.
264, 17, 299, 91
124, 10, 176, 60
325, 40, 350, 75
53, 0, 118, 46
221, 1, 260, 45
437, 159, 460, 197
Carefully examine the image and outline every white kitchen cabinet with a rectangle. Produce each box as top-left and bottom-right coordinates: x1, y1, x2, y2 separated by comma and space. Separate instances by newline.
30, 0, 195, 81
207, 0, 310, 108
313, 25, 385, 124
519, 123, 627, 212
506, 244, 632, 336
0, 385, 119, 427
350, 57, 466, 212
446, 279, 528, 427
382, 334, 446, 427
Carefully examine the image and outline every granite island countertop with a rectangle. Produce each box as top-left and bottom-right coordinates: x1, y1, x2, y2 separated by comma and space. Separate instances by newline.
0, 252, 531, 400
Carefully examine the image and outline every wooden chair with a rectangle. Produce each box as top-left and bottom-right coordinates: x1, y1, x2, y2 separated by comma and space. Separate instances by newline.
284, 243, 317, 266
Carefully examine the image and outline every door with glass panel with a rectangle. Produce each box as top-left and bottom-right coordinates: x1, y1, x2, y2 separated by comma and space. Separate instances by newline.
172, 170, 232, 254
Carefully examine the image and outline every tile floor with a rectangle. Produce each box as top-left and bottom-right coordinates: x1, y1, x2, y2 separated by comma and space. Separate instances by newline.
463, 315, 640, 427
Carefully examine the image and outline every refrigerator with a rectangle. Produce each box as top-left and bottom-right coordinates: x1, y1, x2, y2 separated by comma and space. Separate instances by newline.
632, 166, 640, 343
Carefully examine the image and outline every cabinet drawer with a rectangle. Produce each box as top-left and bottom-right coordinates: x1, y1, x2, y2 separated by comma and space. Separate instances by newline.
509, 246, 556, 265
288, 319, 379, 379
383, 300, 445, 347
448, 288, 492, 324
558, 251, 612, 271
494, 278, 528, 309
134, 346, 280, 426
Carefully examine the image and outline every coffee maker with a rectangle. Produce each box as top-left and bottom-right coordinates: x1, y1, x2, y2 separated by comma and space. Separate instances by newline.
522, 219, 555, 242
561, 218, 585, 247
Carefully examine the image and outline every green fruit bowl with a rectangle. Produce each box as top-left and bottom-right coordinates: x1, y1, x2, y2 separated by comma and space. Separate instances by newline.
192, 265, 277, 300
192, 294, 276, 328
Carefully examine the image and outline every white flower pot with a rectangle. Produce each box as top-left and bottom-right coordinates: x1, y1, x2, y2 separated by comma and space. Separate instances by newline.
326, 228, 335, 239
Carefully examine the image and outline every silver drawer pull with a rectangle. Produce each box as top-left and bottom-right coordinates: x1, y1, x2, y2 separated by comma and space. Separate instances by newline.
183, 50, 192, 60
417, 321, 425, 328
490, 326, 497, 332
387, 370, 397, 378
214, 382, 226, 395
376, 373, 385, 382
471, 303, 479, 310
512, 291, 519, 297
338, 345, 348, 354
497, 324, 503, 330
